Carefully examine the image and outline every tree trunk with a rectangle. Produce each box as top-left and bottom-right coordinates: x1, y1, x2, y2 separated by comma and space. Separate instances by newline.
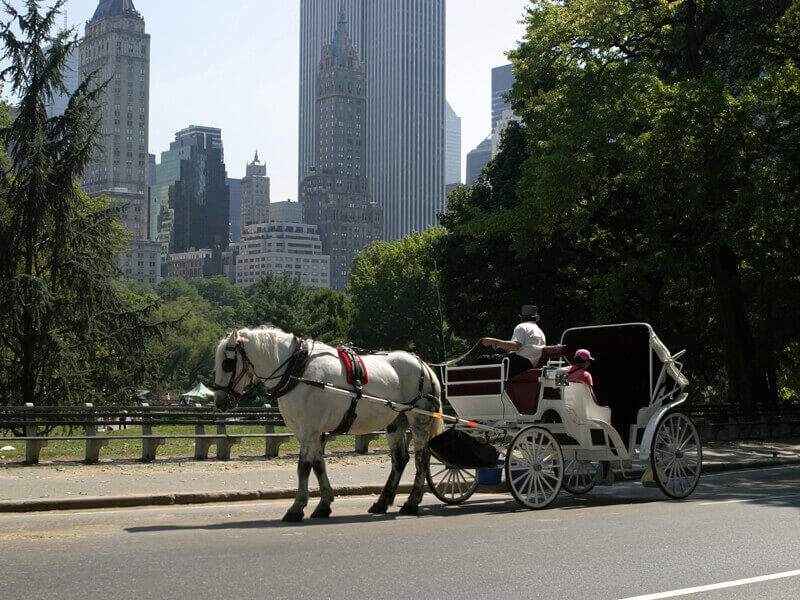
22, 238, 35, 407
709, 244, 773, 415
684, 0, 702, 76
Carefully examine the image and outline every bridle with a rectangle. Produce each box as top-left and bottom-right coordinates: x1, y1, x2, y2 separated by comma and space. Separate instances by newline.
214, 331, 311, 409
213, 332, 255, 405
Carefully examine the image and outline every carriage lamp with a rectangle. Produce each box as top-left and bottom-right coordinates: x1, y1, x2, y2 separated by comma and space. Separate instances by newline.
543, 366, 571, 386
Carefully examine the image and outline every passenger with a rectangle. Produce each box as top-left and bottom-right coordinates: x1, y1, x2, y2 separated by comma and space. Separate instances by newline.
569, 349, 613, 484
568, 348, 599, 402
568, 349, 594, 386
477, 305, 546, 379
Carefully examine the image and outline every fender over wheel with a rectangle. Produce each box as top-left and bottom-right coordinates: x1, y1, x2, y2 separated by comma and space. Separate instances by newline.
651, 412, 702, 499
426, 454, 478, 504
505, 426, 564, 509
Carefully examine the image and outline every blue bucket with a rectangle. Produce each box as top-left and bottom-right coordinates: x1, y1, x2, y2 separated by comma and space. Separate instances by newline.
477, 460, 505, 485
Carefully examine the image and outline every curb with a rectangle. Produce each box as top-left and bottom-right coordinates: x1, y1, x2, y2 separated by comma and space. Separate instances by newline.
1, 458, 798, 514
0, 484, 414, 514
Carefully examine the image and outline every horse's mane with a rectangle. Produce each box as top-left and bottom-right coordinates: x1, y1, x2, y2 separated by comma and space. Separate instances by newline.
244, 326, 290, 367
214, 325, 289, 374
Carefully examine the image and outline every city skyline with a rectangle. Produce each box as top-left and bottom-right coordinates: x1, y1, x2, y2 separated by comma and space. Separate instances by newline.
4, 0, 530, 209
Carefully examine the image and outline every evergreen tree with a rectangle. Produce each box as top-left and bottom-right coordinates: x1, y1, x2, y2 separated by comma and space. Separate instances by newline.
0, 0, 162, 407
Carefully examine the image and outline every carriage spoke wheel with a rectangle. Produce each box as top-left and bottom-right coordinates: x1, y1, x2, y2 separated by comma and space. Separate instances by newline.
426, 455, 478, 504
562, 460, 598, 495
651, 412, 702, 500
505, 426, 563, 509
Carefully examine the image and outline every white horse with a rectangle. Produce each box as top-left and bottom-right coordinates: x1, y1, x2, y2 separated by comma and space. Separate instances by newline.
212, 327, 444, 522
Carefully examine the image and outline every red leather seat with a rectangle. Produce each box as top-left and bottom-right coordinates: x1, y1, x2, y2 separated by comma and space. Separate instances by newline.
507, 369, 542, 414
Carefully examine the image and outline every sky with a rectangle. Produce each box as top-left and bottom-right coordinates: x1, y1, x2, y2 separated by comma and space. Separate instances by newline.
6, 0, 531, 203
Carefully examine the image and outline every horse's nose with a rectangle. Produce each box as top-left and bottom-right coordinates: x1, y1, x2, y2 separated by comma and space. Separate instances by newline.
214, 390, 229, 411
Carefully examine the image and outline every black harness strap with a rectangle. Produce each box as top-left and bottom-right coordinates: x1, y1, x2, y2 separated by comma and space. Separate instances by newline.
268, 337, 310, 401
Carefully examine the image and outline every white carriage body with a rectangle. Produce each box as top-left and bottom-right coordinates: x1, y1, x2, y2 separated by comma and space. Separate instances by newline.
443, 323, 690, 465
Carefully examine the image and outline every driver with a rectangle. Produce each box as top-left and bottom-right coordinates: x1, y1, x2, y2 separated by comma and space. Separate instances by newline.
477, 305, 546, 379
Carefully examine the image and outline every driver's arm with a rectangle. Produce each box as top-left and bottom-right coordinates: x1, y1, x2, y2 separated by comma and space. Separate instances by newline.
481, 338, 523, 352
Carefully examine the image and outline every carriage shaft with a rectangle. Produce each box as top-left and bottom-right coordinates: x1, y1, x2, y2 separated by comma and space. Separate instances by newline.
302, 379, 504, 435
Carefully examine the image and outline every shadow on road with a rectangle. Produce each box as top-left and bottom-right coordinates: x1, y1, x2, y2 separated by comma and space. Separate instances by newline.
123, 466, 800, 534
124, 498, 529, 533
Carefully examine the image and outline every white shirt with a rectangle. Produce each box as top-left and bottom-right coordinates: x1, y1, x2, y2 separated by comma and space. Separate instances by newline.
511, 321, 546, 364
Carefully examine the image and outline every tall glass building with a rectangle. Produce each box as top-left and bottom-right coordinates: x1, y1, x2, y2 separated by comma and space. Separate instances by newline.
491, 63, 515, 133
46, 48, 79, 119
153, 127, 230, 260
299, 0, 446, 241
445, 101, 462, 185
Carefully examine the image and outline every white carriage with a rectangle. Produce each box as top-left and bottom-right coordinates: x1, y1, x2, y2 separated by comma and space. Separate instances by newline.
426, 323, 702, 509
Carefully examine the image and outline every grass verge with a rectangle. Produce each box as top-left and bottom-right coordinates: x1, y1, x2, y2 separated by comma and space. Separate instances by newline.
0, 425, 388, 462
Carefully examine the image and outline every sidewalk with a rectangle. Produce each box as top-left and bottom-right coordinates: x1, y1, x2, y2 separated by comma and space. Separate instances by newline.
1, 440, 799, 513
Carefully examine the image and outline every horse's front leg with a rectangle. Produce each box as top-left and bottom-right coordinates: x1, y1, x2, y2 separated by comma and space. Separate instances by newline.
399, 421, 433, 516
310, 437, 334, 519
283, 439, 315, 523
369, 417, 409, 514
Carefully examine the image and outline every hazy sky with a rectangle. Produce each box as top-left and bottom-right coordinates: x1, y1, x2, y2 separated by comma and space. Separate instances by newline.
8, 0, 531, 202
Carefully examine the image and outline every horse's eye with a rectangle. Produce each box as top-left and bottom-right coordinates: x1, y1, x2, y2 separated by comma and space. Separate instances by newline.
222, 358, 236, 372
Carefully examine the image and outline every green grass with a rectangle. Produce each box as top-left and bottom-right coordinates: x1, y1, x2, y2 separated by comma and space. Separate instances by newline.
0, 425, 388, 462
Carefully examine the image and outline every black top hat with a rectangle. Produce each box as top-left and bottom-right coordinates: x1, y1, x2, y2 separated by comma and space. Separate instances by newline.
520, 305, 540, 321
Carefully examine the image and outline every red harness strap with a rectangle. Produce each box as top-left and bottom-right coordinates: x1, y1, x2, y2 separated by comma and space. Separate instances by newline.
336, 347, 369, 385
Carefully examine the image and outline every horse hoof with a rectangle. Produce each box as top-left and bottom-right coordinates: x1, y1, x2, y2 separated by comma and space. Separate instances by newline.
398, 503, 419, 516
282, 511, 304, 523
368, 502, 388, 514
311, 506, 332, 519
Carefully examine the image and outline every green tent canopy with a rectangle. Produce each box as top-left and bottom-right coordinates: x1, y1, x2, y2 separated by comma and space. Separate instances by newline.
181, 382, 215, 403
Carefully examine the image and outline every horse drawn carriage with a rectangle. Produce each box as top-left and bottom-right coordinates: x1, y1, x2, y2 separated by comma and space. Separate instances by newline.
426, 323, 702, 509
213, 322, 701, 521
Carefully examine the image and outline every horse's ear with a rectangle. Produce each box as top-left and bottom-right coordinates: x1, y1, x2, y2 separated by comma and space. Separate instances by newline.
226, 328, 234, 337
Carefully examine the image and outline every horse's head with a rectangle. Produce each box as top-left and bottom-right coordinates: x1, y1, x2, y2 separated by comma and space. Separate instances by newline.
213, 329, 252, 411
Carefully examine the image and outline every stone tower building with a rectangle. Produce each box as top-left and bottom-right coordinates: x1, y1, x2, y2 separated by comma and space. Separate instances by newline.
299, 0, 445, 241
301, 12, 382, 292
240, 152, 271, 237
79, 0, 150, 240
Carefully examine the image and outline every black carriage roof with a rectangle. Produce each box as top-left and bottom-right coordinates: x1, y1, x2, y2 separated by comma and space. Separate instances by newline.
558, 324, 686, 439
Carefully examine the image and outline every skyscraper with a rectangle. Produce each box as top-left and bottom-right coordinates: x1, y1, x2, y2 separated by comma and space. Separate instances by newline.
299, 0, 446, 241
227, 177, 243, 244
466, 136, 493, 185
445, 101, 462, 185
491, 63, 515, 132
79, 0, 150, 240
46, 48, 79, 119
301, 12, 382, 292
154, 127, 230, 258
240, 152, 270, 236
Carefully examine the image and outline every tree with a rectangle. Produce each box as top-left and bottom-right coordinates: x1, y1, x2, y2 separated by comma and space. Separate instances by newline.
0, 1, 162, 406
348, 230, 452, 362
245, 273, 354, 344
459, 0, 800, 411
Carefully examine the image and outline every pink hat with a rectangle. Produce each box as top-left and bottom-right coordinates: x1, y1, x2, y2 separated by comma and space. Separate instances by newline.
574, 349, 595, 362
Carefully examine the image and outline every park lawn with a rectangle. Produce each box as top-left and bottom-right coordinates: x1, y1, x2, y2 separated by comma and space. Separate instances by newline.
0, 425, 388, 462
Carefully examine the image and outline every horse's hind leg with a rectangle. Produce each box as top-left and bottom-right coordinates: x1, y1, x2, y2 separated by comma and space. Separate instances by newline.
368, 415, 409, 514
310, 440, 334, 519
282, 437, 317, 523
399, 419, 434, 516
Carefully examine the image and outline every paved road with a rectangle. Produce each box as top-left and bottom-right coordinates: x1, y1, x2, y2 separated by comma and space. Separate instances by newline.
1, 466, 798, 600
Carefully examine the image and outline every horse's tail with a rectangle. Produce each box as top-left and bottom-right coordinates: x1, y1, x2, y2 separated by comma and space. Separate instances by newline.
425, 362, 444, 439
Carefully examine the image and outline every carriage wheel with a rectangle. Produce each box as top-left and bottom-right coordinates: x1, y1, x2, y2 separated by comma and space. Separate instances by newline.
426, 454, 478, 504
562, 460, 598, 495
651, 412, 703, 499
505, 426, 563, 509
